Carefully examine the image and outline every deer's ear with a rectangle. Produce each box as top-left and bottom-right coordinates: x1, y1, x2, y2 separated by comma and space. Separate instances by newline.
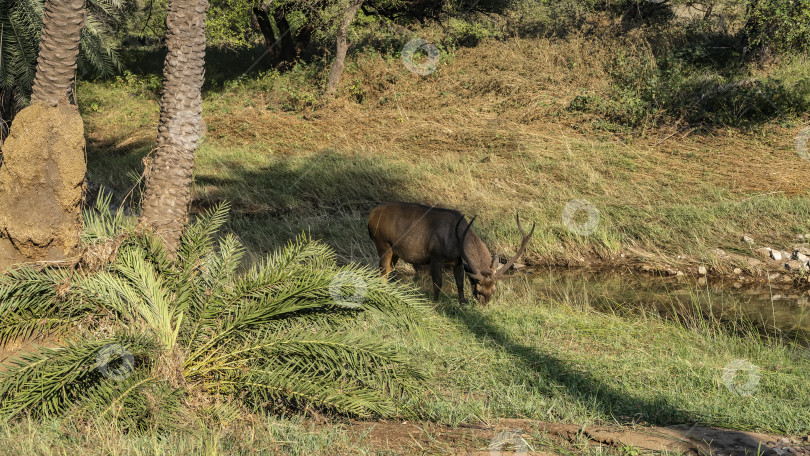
490, 255, 500, 270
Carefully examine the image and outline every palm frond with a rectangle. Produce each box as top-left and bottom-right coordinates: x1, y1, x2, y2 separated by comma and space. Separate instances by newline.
0, 266, 86, 344
80, 249, 183, 348
82, 186, 132, 243
0, 332, 159, 419
230, 365, 400, 418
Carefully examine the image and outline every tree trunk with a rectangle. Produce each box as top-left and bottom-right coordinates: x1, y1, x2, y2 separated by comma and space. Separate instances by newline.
274, 12, 297, 64
138, 0, 208, 254
0, 0, 87, 269
253, 6, 280, 61
326, 0, 364, 95
30, 0, 86, 106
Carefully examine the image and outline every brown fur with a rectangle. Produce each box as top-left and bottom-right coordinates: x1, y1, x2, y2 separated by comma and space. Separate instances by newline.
368, 202, 534, 304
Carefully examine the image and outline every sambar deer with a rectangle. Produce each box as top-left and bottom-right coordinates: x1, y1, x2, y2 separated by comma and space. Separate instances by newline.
367, 202, 535, 304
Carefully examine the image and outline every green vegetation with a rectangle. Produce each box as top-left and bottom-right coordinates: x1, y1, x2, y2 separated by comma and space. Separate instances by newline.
2, 0, 810, 453
0, 200, 430, 429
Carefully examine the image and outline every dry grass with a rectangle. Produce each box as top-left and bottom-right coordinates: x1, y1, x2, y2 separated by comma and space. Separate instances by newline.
79, 34, 810, 273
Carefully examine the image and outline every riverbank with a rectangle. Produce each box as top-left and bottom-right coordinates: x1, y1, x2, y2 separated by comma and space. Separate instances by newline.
80, 36, 810, 288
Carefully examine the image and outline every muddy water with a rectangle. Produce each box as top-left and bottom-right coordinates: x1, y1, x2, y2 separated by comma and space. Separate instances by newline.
526, 268, 810, 343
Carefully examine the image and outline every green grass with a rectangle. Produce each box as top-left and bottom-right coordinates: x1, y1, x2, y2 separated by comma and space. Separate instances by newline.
400, 277, 810, 433
0, 414, 374, 455
1, 277, 808, 453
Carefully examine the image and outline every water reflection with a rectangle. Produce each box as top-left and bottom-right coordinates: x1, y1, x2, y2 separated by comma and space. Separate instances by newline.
526, 268, 810, 344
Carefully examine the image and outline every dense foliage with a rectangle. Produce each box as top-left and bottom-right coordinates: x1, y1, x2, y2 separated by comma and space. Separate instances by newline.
0, 0, 123, 109
747, 0, 810, 53
0, 199, 430, 429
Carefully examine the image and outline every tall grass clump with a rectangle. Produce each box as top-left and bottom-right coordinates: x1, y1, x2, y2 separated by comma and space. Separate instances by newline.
0, 199, 430, 431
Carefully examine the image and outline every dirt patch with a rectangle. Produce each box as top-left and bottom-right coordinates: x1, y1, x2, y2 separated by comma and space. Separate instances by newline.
348, 419, 809, 455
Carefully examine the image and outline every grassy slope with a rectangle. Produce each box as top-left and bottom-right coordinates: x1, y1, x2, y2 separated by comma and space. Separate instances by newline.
81, 37, 810, 273
52, 34, 810, 452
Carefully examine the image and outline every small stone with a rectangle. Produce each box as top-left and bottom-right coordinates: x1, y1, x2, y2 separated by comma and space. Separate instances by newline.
795, 251, 809, 263
698, 265, 707, 275
734, 267, 743, 275
783, 251, 793, 260
733, 282, 743, 289
771, 250, 783, 261
698, 277, 707, 286
769, 273, 781, 280
741, 234, 755, 244
676, 271, 684, 276
755, 247, 772, 259
786, 260, 805, 271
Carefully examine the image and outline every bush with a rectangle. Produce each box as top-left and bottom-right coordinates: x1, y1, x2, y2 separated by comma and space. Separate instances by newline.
747, 0, 810, 54
0, 201, 430, 429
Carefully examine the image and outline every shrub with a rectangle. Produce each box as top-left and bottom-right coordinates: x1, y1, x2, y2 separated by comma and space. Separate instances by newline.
0, 201, 430, 430
747, 0, 810, 54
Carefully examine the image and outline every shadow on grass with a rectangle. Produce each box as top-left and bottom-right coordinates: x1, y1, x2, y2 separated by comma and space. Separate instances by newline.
432, 299, 784, 451
119, 45, 320, 91
434, 300, 690, 426
193, 149, 418, 260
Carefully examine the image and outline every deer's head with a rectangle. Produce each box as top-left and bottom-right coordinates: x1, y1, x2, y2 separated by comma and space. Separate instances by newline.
457, 213, 535, 305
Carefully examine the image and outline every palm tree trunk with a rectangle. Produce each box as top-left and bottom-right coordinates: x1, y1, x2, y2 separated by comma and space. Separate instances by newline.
30, 0, 86, 106
138, 0, 208, 254
0, 0, 87, 268
326, 0, 364, 95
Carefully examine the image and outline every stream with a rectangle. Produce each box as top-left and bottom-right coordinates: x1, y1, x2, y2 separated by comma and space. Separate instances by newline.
526, 268, 810, 344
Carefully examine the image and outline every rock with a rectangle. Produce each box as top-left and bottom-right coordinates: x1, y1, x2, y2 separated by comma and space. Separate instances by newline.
771, 250, 783, 261
794, 251, 809, 263
741, 234, 755, 244
785, 260, 805, 271
697, 277, 707, 286
698, 265, 707, 275
769, 273, 781, 280
676, 271, 684, 277
733, 282, 742, 288
733, 267, 743, 275
755, 247, 772, 259
746, 257, 763, 267
783, 251, 793, 260
713, 248, 727, 256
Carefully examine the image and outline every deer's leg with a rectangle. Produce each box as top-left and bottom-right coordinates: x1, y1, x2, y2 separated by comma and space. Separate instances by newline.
429, 259, 443, 301
453, 262, 465, 303
378, 247, 394, 281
